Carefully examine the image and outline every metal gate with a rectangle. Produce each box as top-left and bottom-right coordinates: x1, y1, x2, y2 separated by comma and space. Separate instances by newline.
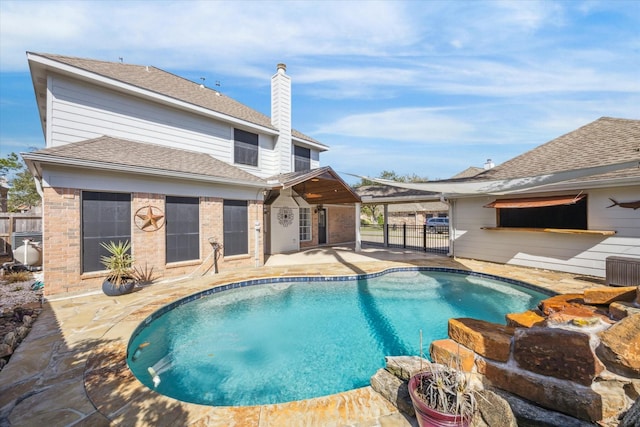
360, 224, 449, 254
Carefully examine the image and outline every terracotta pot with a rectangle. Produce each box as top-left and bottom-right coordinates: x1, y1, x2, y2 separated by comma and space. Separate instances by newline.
102, 279, 135, 296
408, 372, 470, 427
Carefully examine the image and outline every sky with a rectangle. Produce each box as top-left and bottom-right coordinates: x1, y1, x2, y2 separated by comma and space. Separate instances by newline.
1, 0, 639, 184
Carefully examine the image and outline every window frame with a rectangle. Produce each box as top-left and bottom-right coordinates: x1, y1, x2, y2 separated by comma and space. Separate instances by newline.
293, 145, 311, 172
223, 200, 249, 256
234, 128, 259, 167
496, 195, 588, 230
165, 196, 200, 263
81, 191, 131, 273
299, 207, 312, 242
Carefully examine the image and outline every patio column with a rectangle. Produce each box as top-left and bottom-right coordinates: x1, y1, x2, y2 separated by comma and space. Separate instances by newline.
355, 202, 361, 252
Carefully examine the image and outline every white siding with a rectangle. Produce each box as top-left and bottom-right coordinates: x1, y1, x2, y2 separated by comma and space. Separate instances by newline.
42, 165, 261, 200
48, 75, 283, 177
451, 185, 640, 278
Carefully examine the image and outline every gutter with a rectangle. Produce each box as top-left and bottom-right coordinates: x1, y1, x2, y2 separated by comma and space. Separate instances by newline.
21, 153, 268, 189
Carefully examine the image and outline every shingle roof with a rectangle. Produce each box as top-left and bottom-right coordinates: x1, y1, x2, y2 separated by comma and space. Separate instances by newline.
472, 117, 640, 181
29, 136, 266, 184
32, 53, 324, 146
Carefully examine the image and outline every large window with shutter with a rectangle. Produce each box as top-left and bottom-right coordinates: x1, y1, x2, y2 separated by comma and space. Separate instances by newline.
166, 196, 200, 263
223, 200, 248, 256
82, 191, 131, 273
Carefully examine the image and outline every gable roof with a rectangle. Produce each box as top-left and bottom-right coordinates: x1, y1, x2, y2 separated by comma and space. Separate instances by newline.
360, 117, 639, 196
22, 136, 266, 187
27, 52, 325, 148
472, 117, 640, 182
267, 166, 361, 204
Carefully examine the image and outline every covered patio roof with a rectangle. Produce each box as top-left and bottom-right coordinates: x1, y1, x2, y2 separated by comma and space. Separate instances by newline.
267, 166, 361, 205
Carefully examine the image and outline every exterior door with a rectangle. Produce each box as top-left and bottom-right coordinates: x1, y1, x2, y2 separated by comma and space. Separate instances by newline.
318, 208, 327, 244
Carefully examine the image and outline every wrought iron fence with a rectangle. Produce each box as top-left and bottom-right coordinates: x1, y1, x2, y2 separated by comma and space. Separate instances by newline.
360, 224, 449, 254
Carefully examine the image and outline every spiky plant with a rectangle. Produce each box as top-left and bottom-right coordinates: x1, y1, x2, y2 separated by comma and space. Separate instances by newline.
414, 363, 477, 420
100, 240, 134, 286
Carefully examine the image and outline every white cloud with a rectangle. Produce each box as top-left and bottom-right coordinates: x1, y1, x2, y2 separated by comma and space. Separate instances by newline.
315, 108, 475, 142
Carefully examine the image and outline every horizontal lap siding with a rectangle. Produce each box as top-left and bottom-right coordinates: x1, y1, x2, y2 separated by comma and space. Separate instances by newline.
452, 185, 640, 278
50, 75, 232, 159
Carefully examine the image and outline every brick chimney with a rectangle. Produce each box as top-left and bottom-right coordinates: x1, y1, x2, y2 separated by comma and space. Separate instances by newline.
271, 63, 292, 172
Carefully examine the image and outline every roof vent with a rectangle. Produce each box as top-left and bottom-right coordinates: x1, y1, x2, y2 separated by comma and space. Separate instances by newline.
484, 159, 495, 170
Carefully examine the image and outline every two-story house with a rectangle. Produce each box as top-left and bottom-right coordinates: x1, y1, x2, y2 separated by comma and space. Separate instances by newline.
22, 53, 360, 295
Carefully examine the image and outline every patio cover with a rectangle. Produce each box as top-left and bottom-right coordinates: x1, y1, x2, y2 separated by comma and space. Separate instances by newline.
268, 166, 361, 205
350, 160, 640, 196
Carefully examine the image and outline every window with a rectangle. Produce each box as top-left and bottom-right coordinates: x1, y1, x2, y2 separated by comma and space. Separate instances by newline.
166, 196, 200, 263
495, 195, 588, 229
223, 200, 248, 256
82, 191, 131, 273
299, 207, 311, 241
294, 146, 311, 172
234, 128, 258, 166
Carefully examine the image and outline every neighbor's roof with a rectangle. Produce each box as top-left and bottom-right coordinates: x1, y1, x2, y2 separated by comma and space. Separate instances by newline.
22, 136, 267, 187
470, 117, 640, 182
27, 52, 325, 148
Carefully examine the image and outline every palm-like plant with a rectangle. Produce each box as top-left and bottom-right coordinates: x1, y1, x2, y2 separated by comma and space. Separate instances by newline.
100, 240, 134, 286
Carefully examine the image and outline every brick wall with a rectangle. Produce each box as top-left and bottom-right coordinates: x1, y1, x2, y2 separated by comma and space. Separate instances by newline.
328, 205, 356, 244
42, 187, 263, 296
42, 187, 82, 294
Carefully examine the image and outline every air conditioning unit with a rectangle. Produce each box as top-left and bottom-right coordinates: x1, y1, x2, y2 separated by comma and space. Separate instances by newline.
11, 231, 42, 249
605, 256, 640, 287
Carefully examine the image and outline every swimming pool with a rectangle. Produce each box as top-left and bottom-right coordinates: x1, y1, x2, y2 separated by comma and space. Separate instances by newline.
127, 268, 551, 406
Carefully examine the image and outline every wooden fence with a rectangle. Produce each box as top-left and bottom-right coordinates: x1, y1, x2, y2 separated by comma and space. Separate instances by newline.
0, 213, 42, 256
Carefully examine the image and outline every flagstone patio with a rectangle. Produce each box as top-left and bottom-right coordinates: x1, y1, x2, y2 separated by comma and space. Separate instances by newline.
0, 246, 605, 426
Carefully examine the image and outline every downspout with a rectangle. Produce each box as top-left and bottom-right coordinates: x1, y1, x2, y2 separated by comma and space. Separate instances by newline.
254, 188, 267, 268
355, 202, 361, 252
32, 176, 44, 199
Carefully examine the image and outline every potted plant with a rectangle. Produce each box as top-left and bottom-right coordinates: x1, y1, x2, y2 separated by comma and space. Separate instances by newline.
100, 240, 136, 296
407, 332, 477, 427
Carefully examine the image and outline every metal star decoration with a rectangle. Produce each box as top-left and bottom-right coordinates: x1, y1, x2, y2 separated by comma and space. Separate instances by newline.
135, 205, 165, 231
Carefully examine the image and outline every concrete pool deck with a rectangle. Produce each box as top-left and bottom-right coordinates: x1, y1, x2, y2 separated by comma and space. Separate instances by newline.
0, 246, 605, 426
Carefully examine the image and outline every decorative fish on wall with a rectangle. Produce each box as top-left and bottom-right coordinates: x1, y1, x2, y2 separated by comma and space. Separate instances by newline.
607, 198, 640, 210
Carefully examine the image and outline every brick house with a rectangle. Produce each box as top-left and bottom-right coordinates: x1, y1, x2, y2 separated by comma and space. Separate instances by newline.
22, 53, 359, 295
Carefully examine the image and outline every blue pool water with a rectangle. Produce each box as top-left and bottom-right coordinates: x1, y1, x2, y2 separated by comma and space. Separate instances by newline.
127, 268, 550, 406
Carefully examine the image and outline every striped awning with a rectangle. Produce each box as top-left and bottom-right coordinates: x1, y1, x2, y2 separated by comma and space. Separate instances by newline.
484, 194, 586, 209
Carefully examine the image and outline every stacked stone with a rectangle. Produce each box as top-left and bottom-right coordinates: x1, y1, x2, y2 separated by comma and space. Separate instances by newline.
369, 355, 518, 427
0, 305, 41, 371
429, 285, 640, 426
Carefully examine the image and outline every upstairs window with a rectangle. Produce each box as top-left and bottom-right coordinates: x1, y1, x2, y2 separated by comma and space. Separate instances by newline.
294, 146, 311, 172
234, 129, 258, 166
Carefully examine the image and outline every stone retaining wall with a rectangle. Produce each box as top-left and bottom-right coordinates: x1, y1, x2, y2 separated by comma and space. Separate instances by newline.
430, 285, 640, 425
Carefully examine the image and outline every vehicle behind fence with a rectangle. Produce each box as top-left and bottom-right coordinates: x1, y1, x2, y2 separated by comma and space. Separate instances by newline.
360, 223, 449, 254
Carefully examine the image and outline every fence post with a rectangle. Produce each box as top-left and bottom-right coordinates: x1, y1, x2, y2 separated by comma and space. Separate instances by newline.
423, 224, 427, 251
403, 223, 406, 248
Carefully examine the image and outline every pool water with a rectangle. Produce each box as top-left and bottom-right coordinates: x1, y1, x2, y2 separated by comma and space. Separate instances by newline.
127, 269, 549, 406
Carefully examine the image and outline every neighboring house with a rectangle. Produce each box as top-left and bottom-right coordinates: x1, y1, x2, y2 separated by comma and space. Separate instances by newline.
448, 117, 640, 277
22, 53, 359, 295
356, 185, 447, 226
356, 165, 485, 226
